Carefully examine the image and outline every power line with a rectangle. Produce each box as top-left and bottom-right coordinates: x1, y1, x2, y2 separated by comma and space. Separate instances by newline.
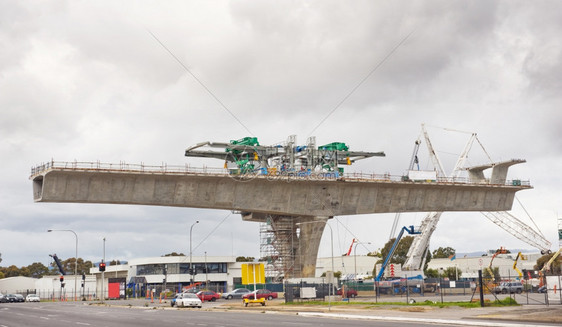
146, 29, 254, 136
334, 217, 374, 253
193, 212, 233, 253
308, 30, 415, 137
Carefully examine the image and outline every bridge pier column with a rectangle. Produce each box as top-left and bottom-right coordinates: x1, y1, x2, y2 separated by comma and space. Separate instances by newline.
241, 213, 329, 279
295, 216, 328, 278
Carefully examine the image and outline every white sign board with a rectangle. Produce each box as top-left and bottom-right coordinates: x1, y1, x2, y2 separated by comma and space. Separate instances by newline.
300, 287, 316, 299
546, 276, 562, 304
408, 170, 437, 181
326, 271, 335, 284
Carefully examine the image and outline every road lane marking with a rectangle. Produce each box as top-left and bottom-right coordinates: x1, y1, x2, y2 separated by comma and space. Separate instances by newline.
297, 312, 560, 327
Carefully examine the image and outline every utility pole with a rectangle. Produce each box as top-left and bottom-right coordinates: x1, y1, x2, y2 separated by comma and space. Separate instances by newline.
190, 221, 199, 285
102, 237, 105, 302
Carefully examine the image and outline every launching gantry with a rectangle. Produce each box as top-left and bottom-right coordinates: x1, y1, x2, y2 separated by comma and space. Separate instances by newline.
185, 135, 385, 176
31, 135, 530, 281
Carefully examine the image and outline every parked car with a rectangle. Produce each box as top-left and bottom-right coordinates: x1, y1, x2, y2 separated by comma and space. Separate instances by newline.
176, 293, 202, 308
196, 290, 220, 302
221, 288, 251, 300
5, 294, 18, 302
25, 294, 40, 302
337, 287, 358, 298
171, 293, 192, 307
493, 282, 523, 294
242, 289, 278, 300
15, 294, 24, 302
0, 293, 7, 303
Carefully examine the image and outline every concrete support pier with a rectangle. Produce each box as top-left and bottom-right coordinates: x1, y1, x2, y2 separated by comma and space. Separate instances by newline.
242, 213, 327, 279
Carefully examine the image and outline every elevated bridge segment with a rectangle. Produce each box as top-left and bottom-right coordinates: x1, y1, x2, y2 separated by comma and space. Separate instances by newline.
30, 160, 531, 278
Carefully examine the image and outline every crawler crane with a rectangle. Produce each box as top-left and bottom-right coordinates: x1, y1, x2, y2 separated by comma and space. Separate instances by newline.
400, 125, 552, 273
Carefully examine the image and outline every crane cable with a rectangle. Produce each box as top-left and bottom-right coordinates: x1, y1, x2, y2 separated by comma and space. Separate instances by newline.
147, 29, 254, 136
515, 196, 547, 239
308, 29, 415, 137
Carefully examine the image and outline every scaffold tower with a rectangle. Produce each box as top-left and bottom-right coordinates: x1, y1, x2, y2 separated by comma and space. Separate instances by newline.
260, 215, 299, 281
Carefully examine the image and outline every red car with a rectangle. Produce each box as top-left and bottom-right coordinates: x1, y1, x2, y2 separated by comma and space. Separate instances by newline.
337, 287, 358, 298
196, 290, 220, 302
242, 289, 278, 300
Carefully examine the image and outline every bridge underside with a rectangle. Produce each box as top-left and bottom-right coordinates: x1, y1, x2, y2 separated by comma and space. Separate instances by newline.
32, 170, 526, 214
31, 168, 530, 279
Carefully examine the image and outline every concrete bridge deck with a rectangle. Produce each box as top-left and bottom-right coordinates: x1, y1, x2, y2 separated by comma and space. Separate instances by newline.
30, 161, 530, 216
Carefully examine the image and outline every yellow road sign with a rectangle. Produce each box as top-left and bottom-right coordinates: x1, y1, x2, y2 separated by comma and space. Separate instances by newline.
241, 263, 265, 284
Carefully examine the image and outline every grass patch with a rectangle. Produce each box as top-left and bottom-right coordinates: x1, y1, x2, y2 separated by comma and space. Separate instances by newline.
492, 297, 518, 306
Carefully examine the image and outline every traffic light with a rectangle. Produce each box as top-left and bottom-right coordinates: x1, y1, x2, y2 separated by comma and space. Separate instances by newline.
60, 275, 64, 283
99, 262, 106, 272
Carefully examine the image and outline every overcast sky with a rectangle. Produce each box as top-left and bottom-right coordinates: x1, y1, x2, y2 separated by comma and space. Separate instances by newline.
1, 1, 561, 270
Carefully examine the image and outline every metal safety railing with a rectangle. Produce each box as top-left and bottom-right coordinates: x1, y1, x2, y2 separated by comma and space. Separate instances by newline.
30, 160, 531, 187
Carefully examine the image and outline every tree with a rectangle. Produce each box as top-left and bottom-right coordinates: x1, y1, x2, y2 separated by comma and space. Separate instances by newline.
109, 260, 121, 266
425, 268, 439, 278
367, 250, 382, 258
483, 267, 501, 283
2, 265, 22, 278
26, 262, 50, 278
380, 236, 414, 266
50, 257, 93, 275
162, 252, 185, 257
432, 247, 456, 259
236, 256, 255, 262
441, 267, 462, 280
534, 252, 562, 274
321, 271, 342, 278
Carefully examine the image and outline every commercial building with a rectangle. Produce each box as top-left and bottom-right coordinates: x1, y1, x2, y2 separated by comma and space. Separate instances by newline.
425, 252, 542, 279
90, 256, 244, 299
0, 250, 545, 300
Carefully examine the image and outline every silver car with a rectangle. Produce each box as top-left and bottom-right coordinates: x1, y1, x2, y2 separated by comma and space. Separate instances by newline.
221, 288, 251, 300
493, 282, 523, 294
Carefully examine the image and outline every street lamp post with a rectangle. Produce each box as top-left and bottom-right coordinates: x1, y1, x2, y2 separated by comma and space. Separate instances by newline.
296, 220, 334, 311
204, 251, 208, 289
189, 221, 199, 285
48, 229, 78, 301
102, 237, 105, 302
354, 241, 372, 281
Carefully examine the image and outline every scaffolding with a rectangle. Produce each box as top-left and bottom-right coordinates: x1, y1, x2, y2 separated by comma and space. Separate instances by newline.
260, 215, 299, 281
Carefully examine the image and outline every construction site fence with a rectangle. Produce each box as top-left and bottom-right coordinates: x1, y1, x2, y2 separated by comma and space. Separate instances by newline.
1, 289, 112, 302
30, 160, 530, 187
282, 274, 562, 305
